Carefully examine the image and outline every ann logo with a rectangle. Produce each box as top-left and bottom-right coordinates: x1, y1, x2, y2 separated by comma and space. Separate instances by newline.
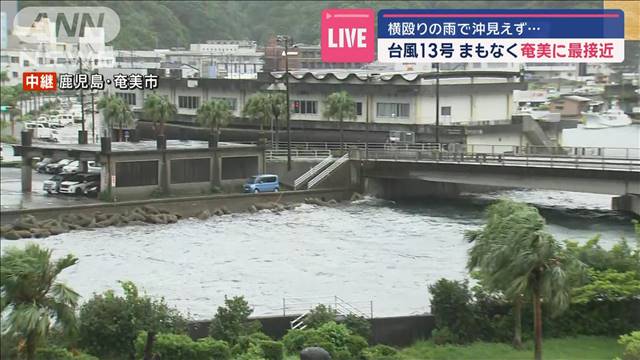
34, 12, 105, 38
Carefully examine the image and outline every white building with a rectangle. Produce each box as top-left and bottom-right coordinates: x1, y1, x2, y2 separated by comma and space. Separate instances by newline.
112, 69, 522, 126
524, 63, 580, 82
163, 40, 264, 79
0, 19, 114, 86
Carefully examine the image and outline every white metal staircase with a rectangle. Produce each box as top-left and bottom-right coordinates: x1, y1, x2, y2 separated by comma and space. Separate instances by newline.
307, 153, 349, 189
293, 155, 334, 190
288, 296, 372, 330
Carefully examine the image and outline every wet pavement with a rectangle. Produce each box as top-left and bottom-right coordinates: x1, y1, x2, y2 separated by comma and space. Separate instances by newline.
0, 167, 101, 210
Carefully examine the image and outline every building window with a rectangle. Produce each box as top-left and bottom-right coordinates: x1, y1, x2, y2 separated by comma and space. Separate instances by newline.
355, 102, 363, 116
211, 97, 237, 110
178, 96, 200, 109
292, 100, 317, 114
10, 56, 19, 63
12, 72, 18, 78
115, 92, 136, 106
23, 60, 29, 66
376, 102, 410, 118
57, 58, 66, 64
0, 55, 9, 63
441, 106, 451, 116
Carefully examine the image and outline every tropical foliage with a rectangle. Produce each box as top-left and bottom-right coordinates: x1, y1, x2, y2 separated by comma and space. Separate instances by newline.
0, 244, 79, 360
97, 94, 134, 141
78, 281, 186, 359
19, 1, 601, 49
464, 199, 584, 359
209, 296, 261, 345
143, 93, 177, 136
243, 92, 287, 146
324, 91, 357, 150
197, 99, 232, 148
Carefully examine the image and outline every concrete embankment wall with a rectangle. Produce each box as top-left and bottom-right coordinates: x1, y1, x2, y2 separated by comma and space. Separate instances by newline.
0, 188, 354, 226
187, 314, 435, 347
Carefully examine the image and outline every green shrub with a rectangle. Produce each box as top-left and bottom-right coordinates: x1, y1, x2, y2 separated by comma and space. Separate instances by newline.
258, 340, 284, 360
618, 331, 640, 360
431, 327, 456, 345
134, 332, 231, 360
362, 344, 398, 360
210, 296, 262, 345
428, 279, 479, 343
305, 304, 337, 328
232, 332, 272, 355
316, 322, 352, 349
78, 281, 186, 359
199, 337, 232, 360
344, 334, 369, 357
343, 314, 372, 339
35, 347, 98, 360
282, 329, 308, 354
333, 349, 353, 360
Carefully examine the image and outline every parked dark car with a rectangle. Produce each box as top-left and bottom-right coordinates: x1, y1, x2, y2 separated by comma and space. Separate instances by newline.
84, 181, 100, 198
42, 173, 76, 194
35, 158, 54, 173
45, 159, 72, 174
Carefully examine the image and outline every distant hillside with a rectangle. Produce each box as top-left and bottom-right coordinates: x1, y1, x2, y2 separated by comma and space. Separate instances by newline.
19, 0, 600, 49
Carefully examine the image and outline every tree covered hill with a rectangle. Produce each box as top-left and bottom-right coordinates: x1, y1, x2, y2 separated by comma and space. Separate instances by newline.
19, 1, 599, 49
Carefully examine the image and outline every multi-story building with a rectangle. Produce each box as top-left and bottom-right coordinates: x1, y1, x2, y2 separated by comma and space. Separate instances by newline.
523, 63, 580, 82
112, 67, 522, 126
263, 38, 363, 71
0, 19, 114, 86
163, 40, 263, 79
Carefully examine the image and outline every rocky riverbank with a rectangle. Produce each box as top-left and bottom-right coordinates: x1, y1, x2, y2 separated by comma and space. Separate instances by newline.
0, 193, 365, 240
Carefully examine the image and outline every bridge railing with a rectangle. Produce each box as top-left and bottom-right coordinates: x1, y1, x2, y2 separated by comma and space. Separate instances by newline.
365, 149, 640, 172
266, 149, 332, 160
260, 142, 639, 160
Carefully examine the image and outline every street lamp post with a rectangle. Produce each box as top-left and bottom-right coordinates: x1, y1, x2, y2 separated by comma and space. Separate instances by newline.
280, 36, 292, 171
435, 63, 440, 145
91, 90, 96, 143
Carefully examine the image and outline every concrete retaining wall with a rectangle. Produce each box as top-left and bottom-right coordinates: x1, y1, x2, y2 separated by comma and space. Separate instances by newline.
187, 314, 435, 347
0, 188, 354, 226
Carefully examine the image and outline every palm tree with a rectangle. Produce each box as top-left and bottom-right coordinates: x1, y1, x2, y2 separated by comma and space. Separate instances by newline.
1, 86, 20, 136
197, 99, 232, 148
0, 71, 9, 85
243, 93, 270, 136
1, 244, 79, 360
466, 199, 582, 360
465, 200, 531, 349
143, 93, 176, 137
97, 94, 134, 141
324, 91, 356, 151
267, 93, 287, 149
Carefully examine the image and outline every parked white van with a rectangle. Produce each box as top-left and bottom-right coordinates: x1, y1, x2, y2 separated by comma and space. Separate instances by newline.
24, 122, 59, 142
55, 114, 74, 126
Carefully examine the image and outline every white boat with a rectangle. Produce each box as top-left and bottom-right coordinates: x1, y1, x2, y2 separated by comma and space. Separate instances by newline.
582, 109, 632, 129
515, 105, 561, 122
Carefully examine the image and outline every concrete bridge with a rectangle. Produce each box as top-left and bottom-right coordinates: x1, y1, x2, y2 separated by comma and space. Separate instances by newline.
353, 147, 640, 215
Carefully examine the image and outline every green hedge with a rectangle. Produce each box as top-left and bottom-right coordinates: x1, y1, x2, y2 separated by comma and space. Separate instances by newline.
258, 340, 284, 360
282, 322, 369, 359
35, 347, 98, 360
134, 332, 231, 360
